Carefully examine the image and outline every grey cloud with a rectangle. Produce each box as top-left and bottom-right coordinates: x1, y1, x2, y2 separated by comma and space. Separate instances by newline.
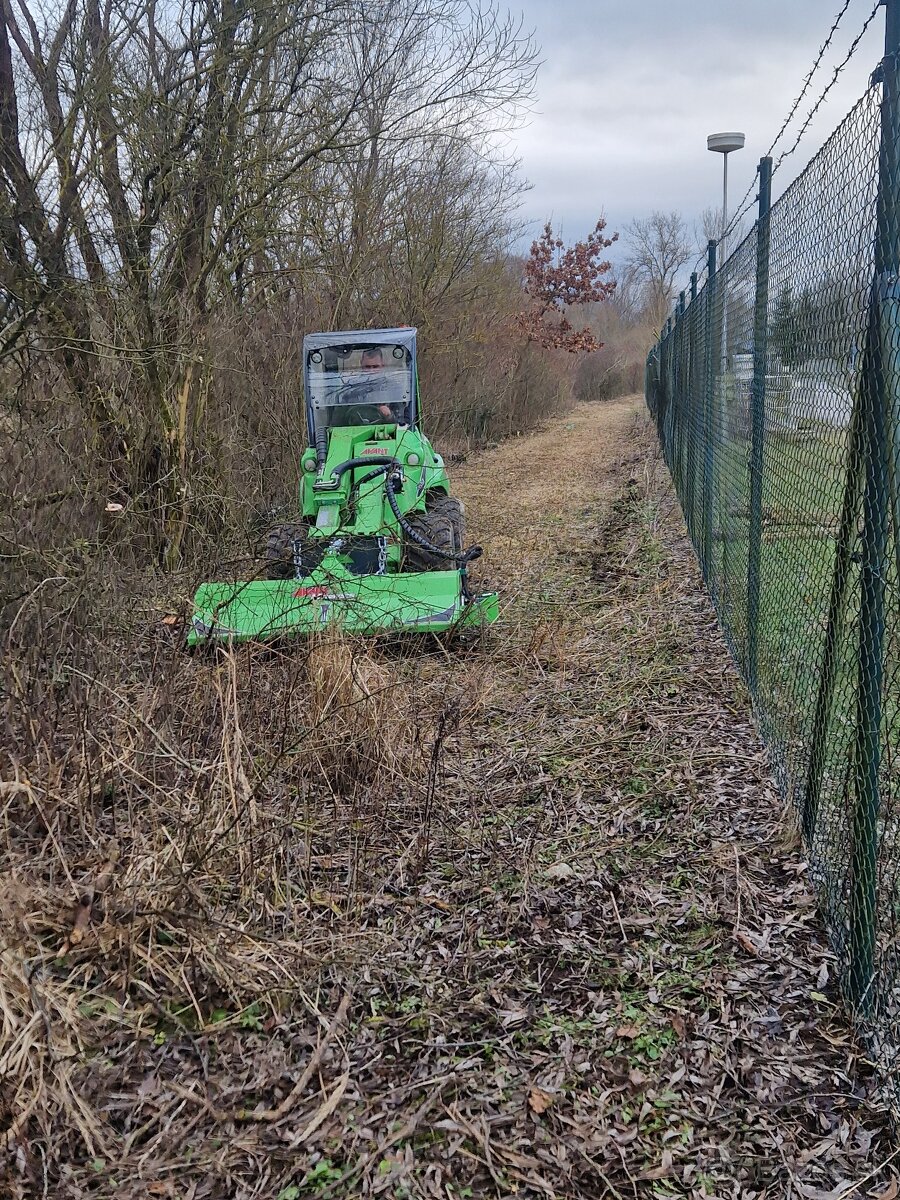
511, 0, 884, 251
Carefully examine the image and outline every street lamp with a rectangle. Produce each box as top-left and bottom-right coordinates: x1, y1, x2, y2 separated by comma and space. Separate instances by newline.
707, 132, 745, 372
707, 132, 746, 259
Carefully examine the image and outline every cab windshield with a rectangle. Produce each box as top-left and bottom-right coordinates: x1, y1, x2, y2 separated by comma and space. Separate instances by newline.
306, 341, 414, 438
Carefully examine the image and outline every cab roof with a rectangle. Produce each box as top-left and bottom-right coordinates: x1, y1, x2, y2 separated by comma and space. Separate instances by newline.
302, 327, 417, 355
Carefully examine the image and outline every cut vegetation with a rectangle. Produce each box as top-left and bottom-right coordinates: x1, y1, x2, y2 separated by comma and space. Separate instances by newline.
1, 397, 892, 1198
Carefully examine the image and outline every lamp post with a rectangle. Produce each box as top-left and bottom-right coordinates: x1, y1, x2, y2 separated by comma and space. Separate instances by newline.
707, 132, 746, 372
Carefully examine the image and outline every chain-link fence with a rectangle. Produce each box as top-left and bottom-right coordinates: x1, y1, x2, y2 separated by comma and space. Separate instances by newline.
646, 52, 900, 1106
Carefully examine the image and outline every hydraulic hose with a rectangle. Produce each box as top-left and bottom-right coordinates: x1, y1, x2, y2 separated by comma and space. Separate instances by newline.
315, 425, 328, 470
312, 457, 482, 575
384, 472, 483, 568
355, 465, 394, 490
326, 456, 400, 483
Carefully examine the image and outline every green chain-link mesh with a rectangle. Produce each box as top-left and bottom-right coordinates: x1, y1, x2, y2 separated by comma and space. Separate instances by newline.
647, 75, 900, 1106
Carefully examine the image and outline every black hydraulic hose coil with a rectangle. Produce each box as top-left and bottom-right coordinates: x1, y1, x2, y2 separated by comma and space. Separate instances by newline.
315, 425, 328, 469
328, 456, 400, 482
384, 473, 482, 567
311, 456, 482, 571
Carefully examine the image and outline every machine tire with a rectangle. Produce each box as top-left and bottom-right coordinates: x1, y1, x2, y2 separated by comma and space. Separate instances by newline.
442, 495, 466, 552
264, 522, 314, 579
403, 493, 464, 570
427, 494, 464, 553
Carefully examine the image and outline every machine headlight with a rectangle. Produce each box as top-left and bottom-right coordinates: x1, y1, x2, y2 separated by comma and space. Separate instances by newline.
316, 505, 339, 529
406, 452, 420, 466
303, 456, 317, 472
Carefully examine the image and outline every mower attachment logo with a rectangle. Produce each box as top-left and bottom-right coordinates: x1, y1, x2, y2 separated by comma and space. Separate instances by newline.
292, 585, 329, 598
292, 585, 354, 602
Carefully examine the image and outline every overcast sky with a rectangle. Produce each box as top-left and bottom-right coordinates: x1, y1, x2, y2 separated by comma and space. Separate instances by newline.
510, 0, 885, 261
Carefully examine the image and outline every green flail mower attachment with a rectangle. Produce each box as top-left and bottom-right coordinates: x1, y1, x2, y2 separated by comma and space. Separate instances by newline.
187, 561, 499, 645
186, 325, 499, 646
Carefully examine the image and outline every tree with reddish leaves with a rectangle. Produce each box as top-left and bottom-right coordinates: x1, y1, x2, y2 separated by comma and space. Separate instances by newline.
518, 218, 617, 352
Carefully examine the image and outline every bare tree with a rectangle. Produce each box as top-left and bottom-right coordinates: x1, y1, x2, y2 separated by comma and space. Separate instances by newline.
0, 0, 537, 563
621, 211, 692, 332
311, 1, 536, 328
694, 204, 752, 263
696, 205, 723, 251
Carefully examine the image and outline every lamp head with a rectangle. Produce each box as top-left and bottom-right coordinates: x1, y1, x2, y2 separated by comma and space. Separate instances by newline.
707, 132, 746, 154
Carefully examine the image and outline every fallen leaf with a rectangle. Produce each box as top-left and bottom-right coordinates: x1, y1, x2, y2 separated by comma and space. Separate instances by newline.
615, 1023, 641, 1039
105, 501, 125, 513
528, 1087, 553, 1114
94, 851, 119, 894
545, 862, 575, 881
734, 930, 761, 956
671, 1014, 687, 1039
161, 615, 179, 626
874, 1180, 899, 1200
621, 915, 657, 928
63, 851, 119, 950
795, 1183, 854, 1200
287, 1070, 350, 1147
639, 1150, 674, 1180
69, 895, 92, 946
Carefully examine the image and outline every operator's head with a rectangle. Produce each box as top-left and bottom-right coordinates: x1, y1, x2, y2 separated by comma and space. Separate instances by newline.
358, 345, 395, 420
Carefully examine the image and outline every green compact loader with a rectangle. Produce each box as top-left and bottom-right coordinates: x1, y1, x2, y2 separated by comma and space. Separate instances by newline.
188, 327, 499, 645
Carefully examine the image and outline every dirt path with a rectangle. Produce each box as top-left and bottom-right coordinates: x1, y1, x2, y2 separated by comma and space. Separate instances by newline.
457, 396, 639, 533
454, 396, 640, 605
4, 397, 892, 1199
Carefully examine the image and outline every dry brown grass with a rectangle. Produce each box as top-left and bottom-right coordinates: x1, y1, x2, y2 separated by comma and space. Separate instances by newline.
0, 405, 642, 1195
1, 395, 892, 1198
0, 555, 507, 1194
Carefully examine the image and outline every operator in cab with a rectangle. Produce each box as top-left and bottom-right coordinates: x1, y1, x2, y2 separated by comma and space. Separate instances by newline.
359, 347, 396, 421
336, 345, 407, 426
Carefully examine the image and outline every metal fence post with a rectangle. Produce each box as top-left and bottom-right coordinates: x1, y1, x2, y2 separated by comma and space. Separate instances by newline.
645, 350, 655, 419
848, 0, 900, 1014
686, 272, 699, 531
674, 292, 686, 490
802, 396, 865, 843
882, 0, 900, 587
747, 157, 773, 697
663, 318, 675, 466
702, 240, 717, 584
663, 322, 670, 449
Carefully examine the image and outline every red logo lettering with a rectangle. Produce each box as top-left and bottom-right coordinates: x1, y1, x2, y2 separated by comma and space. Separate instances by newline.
292, 585, 329, 598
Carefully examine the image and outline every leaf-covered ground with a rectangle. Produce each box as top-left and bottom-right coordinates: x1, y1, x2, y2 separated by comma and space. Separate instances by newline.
2, 397, 894, 1198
